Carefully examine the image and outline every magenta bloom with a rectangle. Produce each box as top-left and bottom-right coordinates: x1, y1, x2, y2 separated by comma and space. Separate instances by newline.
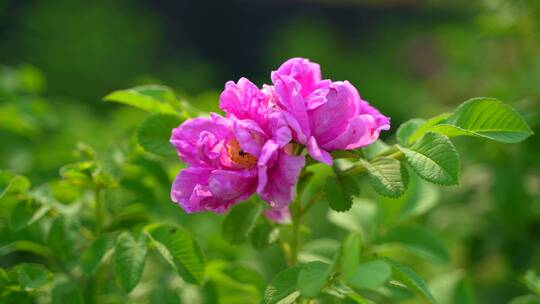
170, 78, 305, 213
264, 206, 291, 224
271, 58, 390, 165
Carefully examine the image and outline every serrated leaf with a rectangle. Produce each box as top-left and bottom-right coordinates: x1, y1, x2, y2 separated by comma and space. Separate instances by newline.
145, 224, 205, 285
222, 202, 262, 245
114, 232, 148, 293
386, 258, 436, 303
341, 233, 362, 280
17, 263, 50, 291
411, 98, 533, 143
325, 174, 359, 212
399, 132, 460, 185
380, 225, 449, 263
81, 235, 114, 275
298, 261, 332, 298
407, 113, 451, 144
137, 114, 182, 157
361, 157, 409, 197
347, 259, 391, 289
103, 85, 178, 115
396, 118, 426, 146
264, 266, 301, 304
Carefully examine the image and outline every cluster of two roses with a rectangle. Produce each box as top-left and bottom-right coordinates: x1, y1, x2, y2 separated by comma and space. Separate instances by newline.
170, 58, 390, 222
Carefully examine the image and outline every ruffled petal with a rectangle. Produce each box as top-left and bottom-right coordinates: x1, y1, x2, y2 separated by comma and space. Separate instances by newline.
258, 150, 305, 209
170, 117, 230, 166
306, 136, 333, 165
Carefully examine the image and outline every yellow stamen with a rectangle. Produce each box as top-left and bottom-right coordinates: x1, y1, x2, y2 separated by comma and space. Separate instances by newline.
227, 138, 257, 168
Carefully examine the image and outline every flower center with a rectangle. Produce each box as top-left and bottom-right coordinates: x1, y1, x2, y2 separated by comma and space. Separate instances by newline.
227, 138, 257, 168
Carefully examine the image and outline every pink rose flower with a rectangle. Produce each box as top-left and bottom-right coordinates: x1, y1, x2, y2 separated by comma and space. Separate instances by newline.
271, 57, 390, 165
170, 78, 305, 213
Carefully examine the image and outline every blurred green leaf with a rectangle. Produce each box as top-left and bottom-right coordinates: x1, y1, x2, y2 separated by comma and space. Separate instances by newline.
325, 174, 359, 212
0, 175, 30, 199
362, 139, 391, 160
386, 258, 436, 304
51, 278, 82, 304
114, 232, 148, 293
509, 295, 540, 304
341, 233, 362, 281
136, 114, 182, 157
10, 200, 50, 231
81, 234, 114, 275
17, 263, 50, 291
380, 225, 449, 263
264, 266, 301, 304
347, 259, 391, 289
145, 224, 205, 285
327, 199, 378, 241
104, 85, 178, 115
250, 220, 277, 250
298, 261, 331, 298
399, 132, 460, 185
524, 270, 540, 295
47, 217, 80, 260
412, 98, 533, 143
222, 202, 262, 245
361, 157, 409, 197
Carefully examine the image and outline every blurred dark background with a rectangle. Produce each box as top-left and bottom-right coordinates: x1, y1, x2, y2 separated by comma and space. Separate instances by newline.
1, 1, 540, 303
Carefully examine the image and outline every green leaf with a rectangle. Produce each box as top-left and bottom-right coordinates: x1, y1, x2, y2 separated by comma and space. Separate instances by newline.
378, 171, 440, 224
430, 271, 476, 304
0, 175, 30, 199
399, 132, 460, 185
347, 259, 391, 289
137, 113, 183, 157
222, 202, 263, 245
103, 85, 178, 115
47, 217, 80, 260
341, 233, 362, 280
10, 200, 50, 231
407, 113, 451, 144
361, 157, 409, 197
325, 174, 360, 212
81, 235, 114, 275
17, 263, 50, 291
386, 258, 436, 303
114, 232, 148, 293
264, 266, 301, 304
362, 139, 391, 160
327, 199, 378, 242
412, 98, 533, 143
380, 225, 449, 263
396, 118, 426, 146
145, 224, 205, 285
347, 260, 392, 288
250, 220, 278, 250
298, 261, 332, 298
51, 277, 82, 304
